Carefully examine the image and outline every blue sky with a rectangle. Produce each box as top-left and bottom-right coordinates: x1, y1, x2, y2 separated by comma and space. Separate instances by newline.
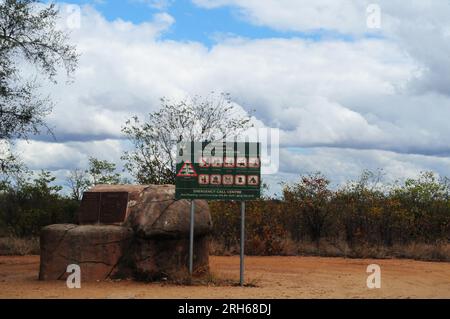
59, 0, 358, 46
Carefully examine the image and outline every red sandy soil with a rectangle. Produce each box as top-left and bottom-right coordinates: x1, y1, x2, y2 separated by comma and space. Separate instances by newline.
0, 255, 449, 299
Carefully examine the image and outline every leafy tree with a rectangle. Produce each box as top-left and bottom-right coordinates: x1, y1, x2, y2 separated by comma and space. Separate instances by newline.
65, 158, 122, 201
283, 172, 332, 243
0, 170, 78, 237
390, 171, 450, 242
65, 168, 90, 201
122, 92, 252, 184
335, 170, 387, 246
0, 0, 78, 173
392, 171, 450, 203
31, 169, 62, 195
0, 140, 25, 188
87, 157, 121, 185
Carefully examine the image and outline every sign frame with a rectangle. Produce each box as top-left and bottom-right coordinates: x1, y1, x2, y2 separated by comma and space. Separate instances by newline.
175, 141, 261, 201
176, 141, 260, 287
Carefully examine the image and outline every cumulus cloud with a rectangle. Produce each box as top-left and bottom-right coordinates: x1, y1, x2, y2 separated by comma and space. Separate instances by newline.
44, 13, 420, 150
14, 139, 128, 171
193, 0, 450, 97
280, 147, 450, 185
264, 146, 450, 195
193, 0, 369, 34
13, 2, 450, 194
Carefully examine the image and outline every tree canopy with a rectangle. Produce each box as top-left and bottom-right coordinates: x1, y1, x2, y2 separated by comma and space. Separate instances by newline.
0, 0, 78, 173
122, 92, 253, 184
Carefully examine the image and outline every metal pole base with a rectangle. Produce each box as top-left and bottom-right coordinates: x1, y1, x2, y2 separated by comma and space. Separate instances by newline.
189, 200, 195, 276
240, 201, 245, 287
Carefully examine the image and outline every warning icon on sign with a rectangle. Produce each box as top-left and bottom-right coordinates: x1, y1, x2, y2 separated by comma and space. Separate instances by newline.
177, 161, 198, 177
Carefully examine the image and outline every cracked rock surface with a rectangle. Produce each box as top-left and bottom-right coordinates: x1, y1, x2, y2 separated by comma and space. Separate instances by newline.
39, 224, 133, 281
124, 185, 212, 239
130, 236, 210, 280
39, 184, 213, 282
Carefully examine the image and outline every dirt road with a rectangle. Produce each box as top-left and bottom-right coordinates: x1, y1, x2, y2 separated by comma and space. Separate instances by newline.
0, 255, 449, 298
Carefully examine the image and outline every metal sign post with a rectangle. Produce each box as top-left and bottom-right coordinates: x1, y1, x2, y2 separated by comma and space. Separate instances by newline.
175, 141, 260, 284
189, 200, 195, 276
240, 201, 246, 287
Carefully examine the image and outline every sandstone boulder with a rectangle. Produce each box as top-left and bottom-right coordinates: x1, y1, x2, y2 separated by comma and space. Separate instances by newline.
124, 185, 212, 239
129, 236, 210, 280
39, 224, 133, 281
77, 184, 213, 238
40, 184, 213, 282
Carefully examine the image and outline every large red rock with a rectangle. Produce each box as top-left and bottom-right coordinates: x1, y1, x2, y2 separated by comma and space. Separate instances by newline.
130, 236, 210, 280
77, 184, 213, 238
124, 185, 212, 238
41, 185, 213, 282
39, 224, 133, 281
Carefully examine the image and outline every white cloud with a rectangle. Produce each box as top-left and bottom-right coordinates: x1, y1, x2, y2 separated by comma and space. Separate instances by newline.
130, 0, 173, 10
193, 0, 450, 97
278, 147, 450, 186
193, 0, 369, 34
278, 97, 385, 147
14, 2, 450, 190
46, 13, 419, 148
193, 1, 450, 35
14, 139, 128, 171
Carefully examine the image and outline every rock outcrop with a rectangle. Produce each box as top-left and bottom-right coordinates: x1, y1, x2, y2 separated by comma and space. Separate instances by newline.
39, 224, 133, 281
124, 185, 212, 238
130, 236, 210, 280
39, 184, 212, 282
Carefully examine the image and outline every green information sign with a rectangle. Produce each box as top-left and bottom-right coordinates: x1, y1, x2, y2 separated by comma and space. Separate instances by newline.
175, 141, 261, 200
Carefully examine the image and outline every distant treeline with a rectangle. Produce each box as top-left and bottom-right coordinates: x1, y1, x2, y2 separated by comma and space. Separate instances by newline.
210, 171, 450, 260
0, 171, 79, 237
1, 169, 449, 260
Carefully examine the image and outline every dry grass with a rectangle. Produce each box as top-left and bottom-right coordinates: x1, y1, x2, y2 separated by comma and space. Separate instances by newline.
391, 242, 450, 262
295, 240, 450, 261
209, 240, 239, 256
210, 239, 450, 262
161, 270, 240, 287
0, 237, 40, 256
1, 235, 448, 262
157, 264, 261, 287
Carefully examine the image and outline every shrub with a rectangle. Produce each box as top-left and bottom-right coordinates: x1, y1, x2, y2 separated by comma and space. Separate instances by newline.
0, 237, 40, 255
210, 171, 450, 260
0, 171, 79, 238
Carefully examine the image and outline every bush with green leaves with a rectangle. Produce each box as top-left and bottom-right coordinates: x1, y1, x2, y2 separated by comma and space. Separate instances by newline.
210, 171, 450, 256
0, 170, 79, 237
